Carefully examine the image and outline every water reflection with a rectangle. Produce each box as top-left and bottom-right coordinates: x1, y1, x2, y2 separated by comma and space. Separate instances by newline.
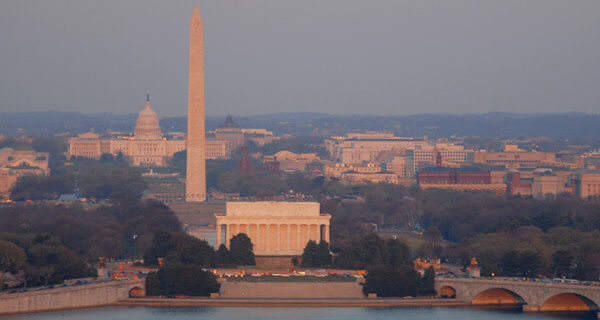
0, 306, 596, 320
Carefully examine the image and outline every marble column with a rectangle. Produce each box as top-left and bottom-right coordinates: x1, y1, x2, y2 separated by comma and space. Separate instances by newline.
277, 224, 281, 251
225, 224, 231, 248
287, 224, 291, 251
296, 225, 301, 250
216, 224, 222, 248
256, 225, 261, 251
316, 224, 321, 242
266, 224, 270, 251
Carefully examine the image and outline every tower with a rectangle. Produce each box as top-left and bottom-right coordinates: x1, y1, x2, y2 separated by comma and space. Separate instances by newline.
185, 5, 206, 202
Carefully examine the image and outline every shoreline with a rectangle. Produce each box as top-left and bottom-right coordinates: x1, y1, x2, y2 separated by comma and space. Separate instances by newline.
118, 297, 470, 308
0, 298, 470, 315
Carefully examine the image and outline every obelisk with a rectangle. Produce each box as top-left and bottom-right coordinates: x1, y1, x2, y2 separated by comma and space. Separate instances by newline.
185, 4, 206, 202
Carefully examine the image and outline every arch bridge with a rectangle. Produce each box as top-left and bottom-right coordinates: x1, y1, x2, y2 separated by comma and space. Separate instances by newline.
435, 278, 600, 313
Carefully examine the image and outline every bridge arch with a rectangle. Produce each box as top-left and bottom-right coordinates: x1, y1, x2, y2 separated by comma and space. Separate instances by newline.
128, 286, 145, 298
471, 288, 526, 306
439, 285, 456, 298
540, 293, 599, 312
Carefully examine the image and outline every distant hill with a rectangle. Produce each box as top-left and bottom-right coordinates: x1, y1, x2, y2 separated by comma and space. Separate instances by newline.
1, 111, 599, 141
0, 111, 138, 136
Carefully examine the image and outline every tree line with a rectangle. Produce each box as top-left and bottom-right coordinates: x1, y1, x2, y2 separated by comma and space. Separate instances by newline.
0, 197, 180, 289
321, 185, 600, 281
143, 230, 256, 296
11, 156, 147, 201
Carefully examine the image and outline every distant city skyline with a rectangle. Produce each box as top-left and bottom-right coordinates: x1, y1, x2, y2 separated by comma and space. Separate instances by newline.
1, 0, 599, 117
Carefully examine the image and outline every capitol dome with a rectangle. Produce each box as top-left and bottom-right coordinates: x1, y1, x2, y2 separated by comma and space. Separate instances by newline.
134, 95, 162, 140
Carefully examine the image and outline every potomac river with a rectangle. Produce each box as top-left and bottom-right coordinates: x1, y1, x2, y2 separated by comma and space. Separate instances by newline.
0, 306, 595, 320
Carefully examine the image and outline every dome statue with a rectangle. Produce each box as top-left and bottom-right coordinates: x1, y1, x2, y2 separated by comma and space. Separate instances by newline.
134, 95, 162, 140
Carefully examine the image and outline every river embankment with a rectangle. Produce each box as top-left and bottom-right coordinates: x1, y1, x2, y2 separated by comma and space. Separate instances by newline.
126, 278, 466, 307
0, 278, 469, 315
119, 297, 468, 308
0, 279, 144, 315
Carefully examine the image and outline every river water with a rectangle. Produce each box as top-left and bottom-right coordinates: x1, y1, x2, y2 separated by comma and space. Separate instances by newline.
0, 306, 595, 320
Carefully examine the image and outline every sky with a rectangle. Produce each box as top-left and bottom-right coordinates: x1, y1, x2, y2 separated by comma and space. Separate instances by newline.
0, 0, 599, 117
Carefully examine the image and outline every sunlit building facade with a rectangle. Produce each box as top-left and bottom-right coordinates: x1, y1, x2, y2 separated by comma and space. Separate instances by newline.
68, 97, 186, 166
0, 146, 49, 199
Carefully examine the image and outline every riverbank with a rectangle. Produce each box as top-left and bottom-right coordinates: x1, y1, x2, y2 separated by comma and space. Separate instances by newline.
0, 280, 144, 315
118, 297, 469, 308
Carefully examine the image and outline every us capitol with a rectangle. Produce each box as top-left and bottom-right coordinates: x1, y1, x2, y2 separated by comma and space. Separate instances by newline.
67, 96, 277, 167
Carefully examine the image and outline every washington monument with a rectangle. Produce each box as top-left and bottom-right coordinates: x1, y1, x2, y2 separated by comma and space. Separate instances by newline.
185, 5, 206, 202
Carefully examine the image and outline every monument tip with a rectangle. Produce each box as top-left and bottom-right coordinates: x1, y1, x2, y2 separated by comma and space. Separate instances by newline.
192, 4, 202, 22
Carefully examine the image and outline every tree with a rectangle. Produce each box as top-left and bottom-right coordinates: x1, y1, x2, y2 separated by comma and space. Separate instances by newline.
143, 230, 173, 266
500, 249, 545, 277
145, 271, 161, 296
0, 240, 26, 288
173, 233, 216, 267
30, 136, 68, 172
421, 266, 436, 295
0, 240, 26, 274
99, 153, 115, 163
335, 234, 411, 270
301, 240, 318, 267
315, 241, 332, 267
174, 265, 220, 296
25, 265, 55, 287
386, 239, 411, 267
363, 265, 421, 297
574, 252, 600, 281
552, 249, 573, 278
360, 233, 388, 267
229, 233, 255, 266
169, 150, 186, 175
76, 162, 147, 199
143, 230, 216, 267
217, 244, 231, 266
21, 243, 96, 286
153, 263, 220, 296
217, 171, 288, 198
423, 226, 442, 245
0, 196, 181, 287
10, 174, 75, 201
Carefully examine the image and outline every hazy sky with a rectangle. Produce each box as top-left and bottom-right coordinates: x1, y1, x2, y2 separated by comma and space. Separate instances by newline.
0, 0, 599, 117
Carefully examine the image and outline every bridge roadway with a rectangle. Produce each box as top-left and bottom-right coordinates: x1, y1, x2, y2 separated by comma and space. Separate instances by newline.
435, 277, 600, 313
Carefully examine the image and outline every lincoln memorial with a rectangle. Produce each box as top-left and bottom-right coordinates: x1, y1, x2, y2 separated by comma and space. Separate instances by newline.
215, 202, 331, 256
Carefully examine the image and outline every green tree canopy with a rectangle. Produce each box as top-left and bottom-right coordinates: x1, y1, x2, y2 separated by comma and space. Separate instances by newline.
421, 266, 436, 295
301, 240, 332, 267
0, 240, 26, 276
10, 174, 75, 201
144, 230, 216, 267
147, 263, 220, 296
229, 233, 255, 266
300, 240, 318, 267
315, 240, 332, 267
217, 244, 231, 266
363, 265, 421, 297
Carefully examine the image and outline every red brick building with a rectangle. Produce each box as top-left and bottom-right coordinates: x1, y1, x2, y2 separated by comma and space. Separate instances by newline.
418, 169, 491, 185
417, 168, 506, 194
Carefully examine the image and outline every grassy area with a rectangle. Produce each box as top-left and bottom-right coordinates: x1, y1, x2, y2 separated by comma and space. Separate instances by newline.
376, 230, 447, 252
376, 230, 426, 251
225, 276, 357, 282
